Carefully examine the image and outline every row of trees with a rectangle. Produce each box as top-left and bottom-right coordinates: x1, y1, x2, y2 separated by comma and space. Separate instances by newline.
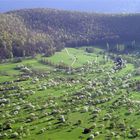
106, 41, 140, 54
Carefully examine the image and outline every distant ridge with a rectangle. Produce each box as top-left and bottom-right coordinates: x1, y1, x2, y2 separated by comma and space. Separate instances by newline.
1, 0, 140, 13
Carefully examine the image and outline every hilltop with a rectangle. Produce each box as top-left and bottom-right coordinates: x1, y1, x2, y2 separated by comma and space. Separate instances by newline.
0, 8, 140, 59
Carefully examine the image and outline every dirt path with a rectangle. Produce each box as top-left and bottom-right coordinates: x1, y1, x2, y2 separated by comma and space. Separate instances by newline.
65, 48, 77, 67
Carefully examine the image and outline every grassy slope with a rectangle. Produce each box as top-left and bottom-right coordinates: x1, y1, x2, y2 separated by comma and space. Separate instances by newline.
0, 47, 140, 140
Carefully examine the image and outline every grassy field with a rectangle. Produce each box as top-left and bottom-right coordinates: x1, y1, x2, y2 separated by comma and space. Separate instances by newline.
0, 47, 140, 140
47, 48, 104, 67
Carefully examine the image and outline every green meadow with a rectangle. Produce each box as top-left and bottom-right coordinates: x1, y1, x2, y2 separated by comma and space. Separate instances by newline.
0, 47, 140, 140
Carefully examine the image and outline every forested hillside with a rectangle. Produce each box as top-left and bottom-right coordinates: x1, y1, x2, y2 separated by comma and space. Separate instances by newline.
1, 8, 140, 59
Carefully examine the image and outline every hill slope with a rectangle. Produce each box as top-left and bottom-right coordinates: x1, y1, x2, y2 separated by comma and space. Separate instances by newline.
1, 8, 140, 59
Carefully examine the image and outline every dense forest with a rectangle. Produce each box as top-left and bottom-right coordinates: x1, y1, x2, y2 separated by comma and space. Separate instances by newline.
1, 8, 140, 59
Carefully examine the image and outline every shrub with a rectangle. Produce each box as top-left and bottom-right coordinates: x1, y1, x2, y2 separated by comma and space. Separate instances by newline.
85, 47, 94, 53
13, 58, 23, 63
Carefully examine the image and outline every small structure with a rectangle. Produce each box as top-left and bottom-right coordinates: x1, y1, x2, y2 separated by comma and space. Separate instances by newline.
114, 56, 125, 70
115, 57, 123, 66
